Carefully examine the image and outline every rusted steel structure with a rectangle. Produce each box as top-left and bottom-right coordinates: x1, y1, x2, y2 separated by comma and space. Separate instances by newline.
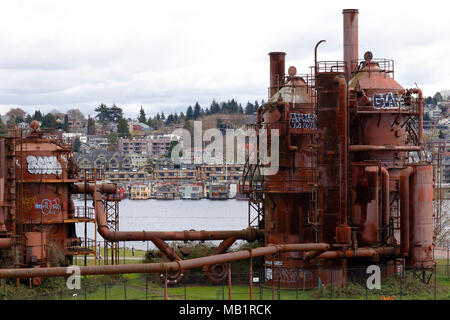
0, 122, 101, 285
241, 8, 434, 287
0, 9, 434, 289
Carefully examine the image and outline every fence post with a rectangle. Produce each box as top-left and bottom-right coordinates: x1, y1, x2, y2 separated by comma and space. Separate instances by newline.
164, 271, 168, 300
84, 285, 87, 300
227, 263, 232, 301
145, 275, 148, 300
330, 269, 333, 300
104, 282, 107, 300
260, 272, 263, 300
249, 253, 253, 300
124, 279, 127, 300
295, 268, 299, 301
277, 268, 281, 300
434, 264, 437, 300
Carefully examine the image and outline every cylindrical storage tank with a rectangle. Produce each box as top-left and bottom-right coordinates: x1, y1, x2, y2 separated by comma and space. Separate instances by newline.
261, 61, 319, 287
409, 164, 434, 269
348, 58, 409, 168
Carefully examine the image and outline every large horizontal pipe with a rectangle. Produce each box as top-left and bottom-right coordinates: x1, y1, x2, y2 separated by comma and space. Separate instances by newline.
0, 238, 12, 249
92, 185, 263, 242
72, 183, 117, 194
349, 145, 422, 152
309, 246, 398, 260
0, 243, 330, 279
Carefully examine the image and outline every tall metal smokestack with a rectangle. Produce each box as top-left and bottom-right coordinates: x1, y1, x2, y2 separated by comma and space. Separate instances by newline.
343, 9, 359, 82
268, 52, 286, 98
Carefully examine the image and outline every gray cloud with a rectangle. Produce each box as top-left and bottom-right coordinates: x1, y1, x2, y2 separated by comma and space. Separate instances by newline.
0, 1, 448, 119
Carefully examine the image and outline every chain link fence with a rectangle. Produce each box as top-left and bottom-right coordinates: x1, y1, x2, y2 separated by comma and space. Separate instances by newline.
10, 261, 449, 300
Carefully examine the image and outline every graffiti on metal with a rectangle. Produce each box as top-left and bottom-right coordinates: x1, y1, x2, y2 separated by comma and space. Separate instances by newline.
265, 267, 312, 283
290, 113, 317, 129
26, 156, 62, 175
373, 92, 405, 109
23, 196, 37, 211
34, 198, 61, 215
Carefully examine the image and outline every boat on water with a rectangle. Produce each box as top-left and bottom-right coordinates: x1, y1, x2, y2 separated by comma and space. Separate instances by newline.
129, 183, 152, 200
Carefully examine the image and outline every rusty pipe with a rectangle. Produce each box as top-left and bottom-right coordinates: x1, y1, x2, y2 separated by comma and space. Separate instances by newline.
400, 166, 414, 256
349, 145, 422, 152
92, 186, 263, 242
310, 246, 398, 260
202, 237, 236, 281
343, 9, 359, 82
314, 40, 326, 74
269, 52, 286, 98
0, 238, 12, 249
151, 236, 183, 262
72, 183, 117, 194
380, 167, 390, 243
0, 243, 330, 279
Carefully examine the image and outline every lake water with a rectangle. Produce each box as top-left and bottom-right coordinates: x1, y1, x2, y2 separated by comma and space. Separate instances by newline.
74, 198, 249, 251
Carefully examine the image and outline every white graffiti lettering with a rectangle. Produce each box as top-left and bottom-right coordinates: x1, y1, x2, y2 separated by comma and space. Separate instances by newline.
290, 113, 317, 129
26, 156, 62, 175
373, 92, 405, 109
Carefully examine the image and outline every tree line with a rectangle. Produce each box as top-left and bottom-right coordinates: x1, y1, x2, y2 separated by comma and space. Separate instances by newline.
139, 99, 264, 129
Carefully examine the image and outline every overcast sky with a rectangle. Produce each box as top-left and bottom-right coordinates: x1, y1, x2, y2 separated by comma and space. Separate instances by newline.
0, 0, 448, 119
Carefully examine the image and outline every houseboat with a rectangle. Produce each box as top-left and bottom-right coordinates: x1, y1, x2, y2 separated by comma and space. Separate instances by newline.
154, 183, 178, 200
180, 183, 203, 200
208, 183, 228, 200
129, 183, 152, 200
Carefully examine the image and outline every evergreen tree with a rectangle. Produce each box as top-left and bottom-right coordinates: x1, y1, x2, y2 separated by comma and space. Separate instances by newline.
210, 100, 220, 114
33, 110, 43, 121
94, 103, 110, 122
87, 115, 96, 135
193, 102, 201, 120
161, 112, 165, 120
25, 114, 32, 124
138, 106, 147, 123
109, 104, 123, 123
165, 114, 174, 125
245, 101, 254, 114
186, 106, 194, 120
41, 113, 58, 129
117, 117, 130, 138
63, 114, 69, 132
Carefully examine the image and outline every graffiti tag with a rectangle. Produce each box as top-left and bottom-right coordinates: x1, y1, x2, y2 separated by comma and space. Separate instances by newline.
26, 156, 62, 175
35, 198, 61, 215
373, 92, 405, 109
23, 196, 37, 211
290, 113, 317, 129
